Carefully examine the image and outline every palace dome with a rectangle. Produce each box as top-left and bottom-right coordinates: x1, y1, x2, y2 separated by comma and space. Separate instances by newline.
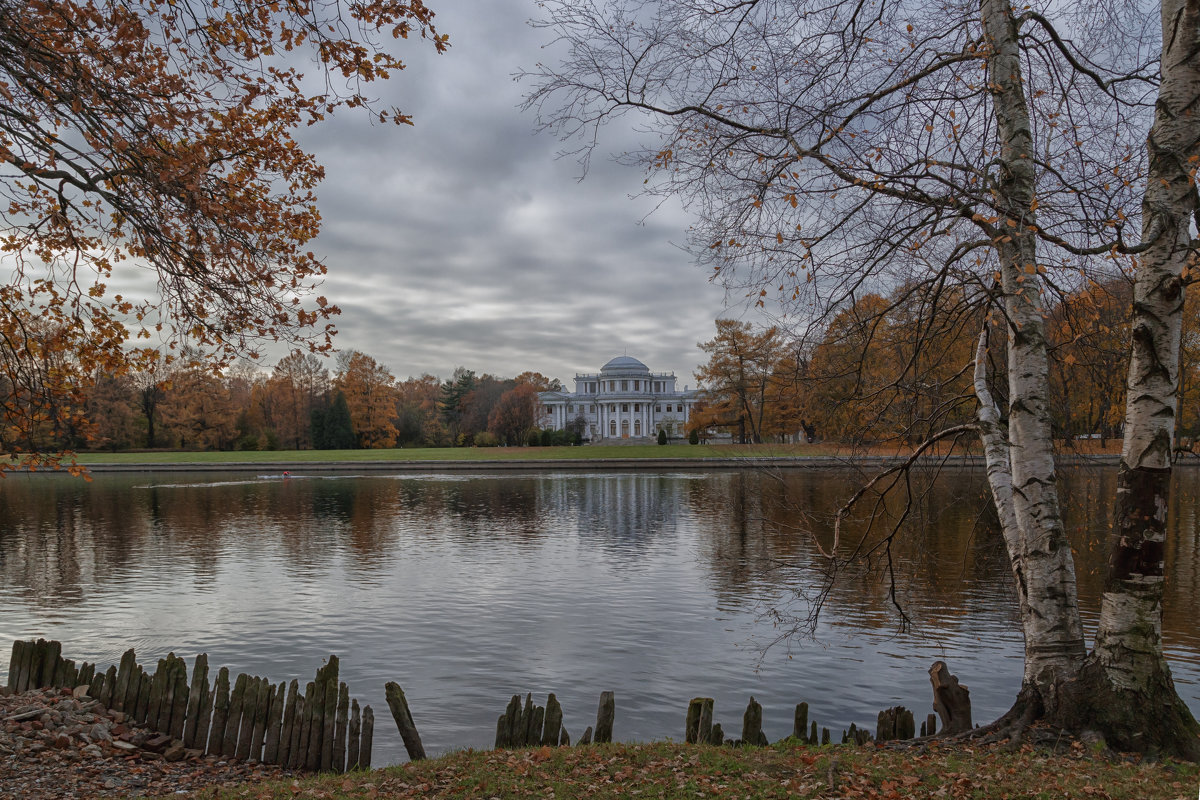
600, 355, 650, 374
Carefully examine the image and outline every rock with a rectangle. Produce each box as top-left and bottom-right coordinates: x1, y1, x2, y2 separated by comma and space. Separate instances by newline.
163, 744, 187, 762
81, 743, 103, 758
53, 734, 70, 749
111, 740, 137, 751
73, 685, 90, 699
143, 733, 172, 753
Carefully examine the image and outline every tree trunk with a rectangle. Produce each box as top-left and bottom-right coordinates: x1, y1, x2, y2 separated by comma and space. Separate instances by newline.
978, 0, 1088, 705
1077, 0, 1200, 760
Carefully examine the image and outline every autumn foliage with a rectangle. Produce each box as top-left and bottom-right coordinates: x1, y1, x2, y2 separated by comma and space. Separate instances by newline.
0, 0, 447, 467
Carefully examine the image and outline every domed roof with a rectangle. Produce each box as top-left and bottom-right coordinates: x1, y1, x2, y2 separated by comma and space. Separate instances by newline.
601, 355, 649, 373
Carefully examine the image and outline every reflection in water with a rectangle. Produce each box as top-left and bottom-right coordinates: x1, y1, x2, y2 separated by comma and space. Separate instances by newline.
0, 467, 1197, 765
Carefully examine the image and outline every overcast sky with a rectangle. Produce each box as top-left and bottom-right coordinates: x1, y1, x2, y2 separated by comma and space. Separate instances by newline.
285, 0, 749, 389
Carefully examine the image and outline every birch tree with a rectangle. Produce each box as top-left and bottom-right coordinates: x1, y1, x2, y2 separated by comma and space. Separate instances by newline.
525, 0, 1199, 756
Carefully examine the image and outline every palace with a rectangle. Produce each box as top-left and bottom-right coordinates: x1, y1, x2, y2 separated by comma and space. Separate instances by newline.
538, 356, 698, 441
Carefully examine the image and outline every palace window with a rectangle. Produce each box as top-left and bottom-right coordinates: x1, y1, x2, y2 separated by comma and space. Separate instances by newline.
655, 405, 661, 412
634, 380, 640, 391
621, 403, 629, 412
609, 404, 616, 412
634, 419, 642, 436
621, 380, 628, 390
589, 405, 595, 413
567, 404, 574, 413
610, 420, 616, 436
634, 404, 640, 412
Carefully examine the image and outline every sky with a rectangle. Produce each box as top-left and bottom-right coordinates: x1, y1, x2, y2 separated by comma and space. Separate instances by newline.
285, 0, 745, 390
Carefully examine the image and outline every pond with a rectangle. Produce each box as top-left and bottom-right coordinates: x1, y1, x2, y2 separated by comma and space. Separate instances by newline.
0, 465, 1197, 765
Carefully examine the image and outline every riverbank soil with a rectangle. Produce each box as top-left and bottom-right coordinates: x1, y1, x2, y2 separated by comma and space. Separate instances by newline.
163, 740, 1198, 800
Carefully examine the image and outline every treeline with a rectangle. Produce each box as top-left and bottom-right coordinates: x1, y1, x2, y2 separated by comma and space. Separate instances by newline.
48, 350, 571, 453
694, 279, 1200, 447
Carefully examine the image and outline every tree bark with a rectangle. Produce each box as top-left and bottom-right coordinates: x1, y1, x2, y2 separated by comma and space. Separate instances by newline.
978, 0, 1088, 702
1080, 0, 1200, 760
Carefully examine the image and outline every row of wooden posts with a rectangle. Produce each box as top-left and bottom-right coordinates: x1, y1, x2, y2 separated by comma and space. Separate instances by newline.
8, 639, 973, 769
6, 639, 375, 772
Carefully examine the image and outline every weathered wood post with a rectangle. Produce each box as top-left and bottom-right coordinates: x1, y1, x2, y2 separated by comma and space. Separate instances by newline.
794, 702, 809, 742
333, 683, 349, 772
347, 699, 361, 770
274, 680, 298, 767
709, 722, 723, 745
359, 705, 374, 770
741, 697, 767, 746
594, 691, 615, 744
929, 661, 972, 735
685, 698, 704, 743
542, 693, 564, 746
40, 640, 61, 688
183, 654, 209, 750
321, 658, 339, 771
223, 673, 248, 756
249, 679, 272, 762
384, 681, 427, 761
113, 649, 137, 712
208, 667, 231, 755
264, 680, 286, 764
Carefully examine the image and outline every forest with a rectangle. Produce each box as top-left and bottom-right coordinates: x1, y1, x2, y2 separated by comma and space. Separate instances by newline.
19, 272, 1194, 454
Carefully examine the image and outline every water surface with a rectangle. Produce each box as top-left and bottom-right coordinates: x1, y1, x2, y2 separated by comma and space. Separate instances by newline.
0, 466, 1197, 765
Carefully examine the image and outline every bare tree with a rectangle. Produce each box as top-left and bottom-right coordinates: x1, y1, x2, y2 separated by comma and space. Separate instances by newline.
525, 0, 1198, 756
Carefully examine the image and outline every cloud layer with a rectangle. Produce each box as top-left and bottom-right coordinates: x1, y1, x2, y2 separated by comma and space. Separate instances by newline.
290, 0, 738, 387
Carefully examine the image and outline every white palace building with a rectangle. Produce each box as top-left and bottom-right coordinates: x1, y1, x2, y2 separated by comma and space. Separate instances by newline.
538, 355, 699, 442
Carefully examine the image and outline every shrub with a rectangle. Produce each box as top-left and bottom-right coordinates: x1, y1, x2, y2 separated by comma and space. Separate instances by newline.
688, 428, 700, 445
657, 428, 668, 445
474, 431, 500, 447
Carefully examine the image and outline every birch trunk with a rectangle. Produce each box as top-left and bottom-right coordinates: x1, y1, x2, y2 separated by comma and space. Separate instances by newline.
978, 0, 1087, 700
1082, 0, 1200, 759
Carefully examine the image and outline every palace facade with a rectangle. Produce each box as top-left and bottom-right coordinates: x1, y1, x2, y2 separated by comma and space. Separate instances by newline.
538, 355, 698, 441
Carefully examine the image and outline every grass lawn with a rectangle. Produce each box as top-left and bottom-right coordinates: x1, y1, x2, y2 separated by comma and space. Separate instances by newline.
166, 740, 1197, 799
73, 443, 841, 465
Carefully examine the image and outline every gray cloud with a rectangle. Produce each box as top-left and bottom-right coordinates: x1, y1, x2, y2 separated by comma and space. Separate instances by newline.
284, 0, 746, 386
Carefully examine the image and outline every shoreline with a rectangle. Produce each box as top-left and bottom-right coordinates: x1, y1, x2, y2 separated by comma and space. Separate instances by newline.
60, 453, 1135, 473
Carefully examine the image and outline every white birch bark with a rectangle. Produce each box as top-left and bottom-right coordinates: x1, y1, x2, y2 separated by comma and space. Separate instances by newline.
1093, 0, 1200, 691
979, 0, 1087, 692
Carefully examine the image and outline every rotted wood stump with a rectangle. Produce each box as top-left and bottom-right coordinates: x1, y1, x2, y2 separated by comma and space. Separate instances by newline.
929, 661, 972, 735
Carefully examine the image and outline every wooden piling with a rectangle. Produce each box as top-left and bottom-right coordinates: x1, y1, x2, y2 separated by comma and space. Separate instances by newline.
278, 680, 299, 768
7, 641, 22, 693
194, 665, 216, 754
287, 689, 308, 770
168, 656, 190, 739
25, 641, 46, 692
225, 673, 249, 757
741, 696, 766, 746
147, 657, 167, 731
113, 649, 137, 712
926, 713, 937, 737
578, 726, 593, 746
347, 699, 361, 770
794, 703, 809, 742
264, 680, 287, 765
77, 662, 95, 691
134, 670, 152, 725
709, 722, 723, 746
208, 667, 231, 756
809, 721, 817, 744
359, 705, 374, 770
306, 672, 325, 771
235, 676, 259, 761
929, 661, 972, 735
333, 682, 349, 773
501, 694, 521, 747
183, 654, 209, 750
542, 693, 563, 747
98, 665, 117, 708
384, 681, 426, 761
321, 658, 339, 771
249, 679, 271, 762
685, 698, 703, 744
296, 681, 316, 771
594, 691, 615, 744
39, 640, 61, 688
